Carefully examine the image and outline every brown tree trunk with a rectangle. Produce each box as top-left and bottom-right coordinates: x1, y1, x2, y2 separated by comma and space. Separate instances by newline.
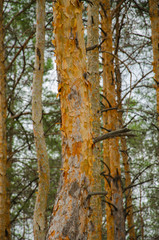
47, 1, 96, 239
32, 0, 50, 239
87, 1, 102, 239
116, 67, 136, 240
115, 3, 136, 239
149, 0, 159, 146
0, 1, 11, 239
101, 2, 114, 237
101, 1, 125, 239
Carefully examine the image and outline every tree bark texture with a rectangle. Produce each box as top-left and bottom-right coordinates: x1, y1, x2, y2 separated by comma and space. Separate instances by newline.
0, 1, 11, 239
47, 1, 96, 239
101, 2, 114, 238
32, 0, 50, 239
101, 1, 125, 239
115, 4, 136, 239
87, 1, 102, 239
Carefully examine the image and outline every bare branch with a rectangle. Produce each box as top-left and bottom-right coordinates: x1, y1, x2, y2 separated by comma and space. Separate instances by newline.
86, 191, 108, 200
93, 128, 132, 144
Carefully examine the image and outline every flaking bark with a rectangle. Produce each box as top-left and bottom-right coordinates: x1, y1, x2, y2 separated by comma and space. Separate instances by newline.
47, 1, 95, 239
32, 0, 50, 239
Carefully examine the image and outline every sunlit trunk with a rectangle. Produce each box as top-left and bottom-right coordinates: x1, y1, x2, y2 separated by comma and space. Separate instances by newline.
47, 1, 95, 239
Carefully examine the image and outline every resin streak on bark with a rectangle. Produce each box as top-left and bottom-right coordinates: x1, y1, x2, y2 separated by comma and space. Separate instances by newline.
87, 1, 102, 239
48, 1, 94, 239
32, 1, 50, 239
0, 1, 11, 239
101, 1, 125, 239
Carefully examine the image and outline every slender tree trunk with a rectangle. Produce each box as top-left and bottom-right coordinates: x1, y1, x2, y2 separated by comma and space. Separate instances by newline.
0, 1, 11, 239
149, 0, 159, 151
101, 1, 125, 239
115, 3, 136, 239
32, 1, 50, 239
87, 1, 102, 239
47, 1, 95, 239
101, 2, 114, 238
116, 66, 136, 240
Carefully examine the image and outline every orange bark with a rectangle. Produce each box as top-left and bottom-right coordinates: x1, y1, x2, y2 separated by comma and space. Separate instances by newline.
47, 1, 95, 239
101, 2, 114, 237
87, 1, 102, 239
101, 0, 125, 239
0, 1, 11, 239
32, 1, 50, 239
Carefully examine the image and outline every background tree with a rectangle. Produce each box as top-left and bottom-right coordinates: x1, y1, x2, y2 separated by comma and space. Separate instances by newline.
3, 0, 61, 238
114, 1, 136, 239
32, 0, 50, 239
101, 1, 125, 239
0, 0, 11, 238
87, 0, 103, 239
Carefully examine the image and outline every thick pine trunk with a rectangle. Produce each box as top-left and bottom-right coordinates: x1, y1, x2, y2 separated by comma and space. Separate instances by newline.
0, 1, 11, 239
101, 1, 125, 239
47, 1, 95, 239
32, 1, 50, 239
87, 1, 102, 239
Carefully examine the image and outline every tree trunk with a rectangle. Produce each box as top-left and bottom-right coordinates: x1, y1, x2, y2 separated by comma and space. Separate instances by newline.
149, 0, 159, 143
115, 3, 136, 239
32, 0, 50, 239
87, 1, 102, 239
47, 1, 95, 239
101, 2, 114, 238
101, 1, 125, 239
0, 1, 11, 239
116, 62, 136, 240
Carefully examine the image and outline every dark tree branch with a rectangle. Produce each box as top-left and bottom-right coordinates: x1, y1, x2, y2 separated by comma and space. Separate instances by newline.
101, 107, 118, 113
93, 128, 133, 144
86, 191, 108, 200
100, 93, 112, 107
102, 200, 118, 211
